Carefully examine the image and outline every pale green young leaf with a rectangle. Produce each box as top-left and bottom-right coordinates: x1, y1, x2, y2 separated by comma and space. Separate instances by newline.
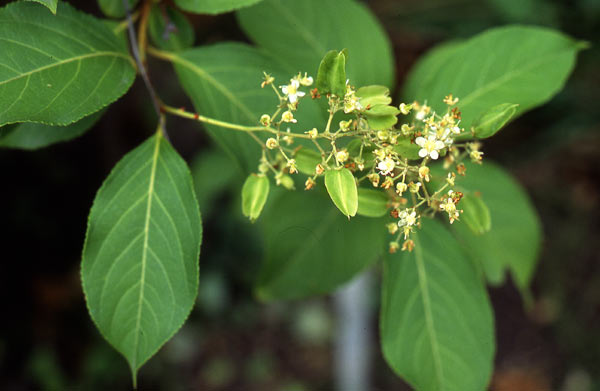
0, 2, 135, 126
450, 161, 541, 292
168, 42, 325, 171
363, 105, 400, 130
325, 168, 358, 218
175, 0, 264, 14
472, 103, 519, 139
241, 174, 270, 221
98, 0, 139, 18
356, 85, 392, 107
81, 133, 202, 385
381, 219, 494, 391
459, 193, 492, 235
25, 0, 58, 14
148, 5, 194, 52
315, 50, 347, 97
357, 188, 389, 218
403, 26, 585, 129
237, 0, 394, 88
257, 188, 385, 300
0, 110, 103, 150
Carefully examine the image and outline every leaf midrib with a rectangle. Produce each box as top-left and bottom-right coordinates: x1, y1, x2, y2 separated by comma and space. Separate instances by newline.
459, 47, 574, 109
414, 233, 445, 390
132, 134, 161, 372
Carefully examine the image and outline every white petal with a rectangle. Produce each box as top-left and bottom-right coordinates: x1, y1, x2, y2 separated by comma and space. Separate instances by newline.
430, 150, 439, 160
415, 137, 426, 147
281, 86, 288, 94
288, 94, 297, 103
297, 91, 306, 97
418, 149, 428, 158
434, 141, 445, 150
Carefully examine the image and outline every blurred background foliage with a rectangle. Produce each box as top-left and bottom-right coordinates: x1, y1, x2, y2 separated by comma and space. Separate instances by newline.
0, 0, 599, 389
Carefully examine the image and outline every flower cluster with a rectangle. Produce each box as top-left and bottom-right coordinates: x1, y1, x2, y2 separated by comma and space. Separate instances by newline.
254, 73, 484, 253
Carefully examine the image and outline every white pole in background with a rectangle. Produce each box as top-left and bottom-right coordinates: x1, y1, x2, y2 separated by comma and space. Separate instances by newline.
334, 270, 374, 391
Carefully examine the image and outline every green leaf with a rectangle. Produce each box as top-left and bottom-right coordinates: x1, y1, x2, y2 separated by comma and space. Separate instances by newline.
237, 0, 394, 88
25, 0, 58, 14
175, 0, 264, 14
294, 147, 322, 176
0, 2, 136, 126
472, 103, 519, 139
363, 104, 400, 130
98, 0, 139, 18
403, 26, 585, 129
381, 219, 495, 391
242, 174, 270, 221
257, 189, 384, 300
315, 49, 347, 97
356, 85, 392, 107
357, 188, 389, 218
168, 42, 325, 171
81, 133, 202, 385
324, 168, 358, 218
459, 193, 492, 235
393, 137, 421, 160
450, 161, 541, 292
148, 5, 194, 52
0, 110, 103, 150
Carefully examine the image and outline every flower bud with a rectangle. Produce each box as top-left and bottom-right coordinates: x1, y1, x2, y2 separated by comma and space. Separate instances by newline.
418, 166, 430, 182
396, 182, 407, 195
266, 138, 278, 149
260, 114, 271, 126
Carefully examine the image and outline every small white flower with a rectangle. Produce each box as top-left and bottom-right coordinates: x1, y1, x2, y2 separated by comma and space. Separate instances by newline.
377, 156, 396, 175
299, 73, 313, 86
280, 79, 305, 103
452, 126, 461, 134
281, 110, 297, 123
415, 135, 445, 160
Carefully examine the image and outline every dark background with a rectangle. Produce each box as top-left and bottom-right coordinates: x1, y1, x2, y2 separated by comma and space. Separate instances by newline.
1, 0, 599, 390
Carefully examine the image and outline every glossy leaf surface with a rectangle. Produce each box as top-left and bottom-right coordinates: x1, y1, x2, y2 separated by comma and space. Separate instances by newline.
381, 219, 494, 391
0, 2, 135, 126
403, 26, 584, 128
237, 0, 394, 87
82, 133, 202, 384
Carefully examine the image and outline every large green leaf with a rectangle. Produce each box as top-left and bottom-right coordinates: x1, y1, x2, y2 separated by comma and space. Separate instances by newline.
175, 0, 264, 14
81, 133, 202, 385
451, 161, 542, 293
237, 0, 394, 87
324, 168, 358, 218
0, 110, 103, 150
0, 2, 135, 126
403, 26, 585, 129
168, 42, 325, 171
257, 188, 385, 300
381, 219, 494, 391
25, 0, 58, 14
